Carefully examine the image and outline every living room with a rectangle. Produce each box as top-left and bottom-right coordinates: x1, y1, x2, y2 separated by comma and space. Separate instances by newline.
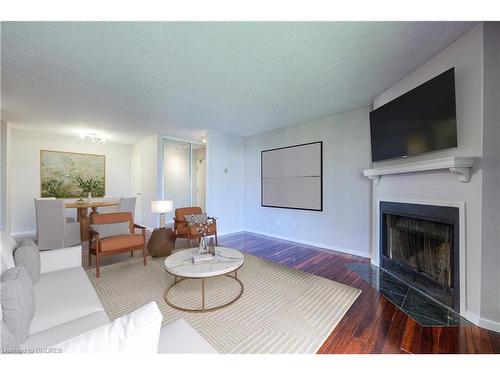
1, 1, 499, 371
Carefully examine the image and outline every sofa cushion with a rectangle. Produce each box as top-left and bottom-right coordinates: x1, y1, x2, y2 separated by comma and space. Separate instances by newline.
98, 234, 144, 253
29, 267, 105, 335
1, 267, 35, 345
90, 221, 130, 239
54, 302, 162, 353
0, 231, 17, 272
158, 319, 217, 354
20, 311, 109, 350
14, 241, 41, 284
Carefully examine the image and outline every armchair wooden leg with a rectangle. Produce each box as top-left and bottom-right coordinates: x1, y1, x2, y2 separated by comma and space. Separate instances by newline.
215, 231, 218, 246
143, 245, 147, 265
96, 251, 101, 278
131, 251, 134, 257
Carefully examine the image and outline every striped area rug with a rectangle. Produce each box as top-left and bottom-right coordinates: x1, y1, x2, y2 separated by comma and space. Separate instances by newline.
86, 253, 360, 354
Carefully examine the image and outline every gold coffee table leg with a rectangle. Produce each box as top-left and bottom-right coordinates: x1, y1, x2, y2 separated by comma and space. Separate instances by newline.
164, 272, 244, 313
202, 278, 205, 311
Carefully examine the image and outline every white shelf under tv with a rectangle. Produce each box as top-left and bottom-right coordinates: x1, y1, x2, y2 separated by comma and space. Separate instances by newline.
363, 156, 475, 184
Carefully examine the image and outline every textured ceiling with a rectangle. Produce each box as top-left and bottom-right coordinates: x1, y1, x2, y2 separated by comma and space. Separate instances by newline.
1, 22, 477, 143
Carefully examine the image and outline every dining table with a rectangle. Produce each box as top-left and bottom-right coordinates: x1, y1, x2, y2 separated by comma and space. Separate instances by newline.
65, 201, 119, 241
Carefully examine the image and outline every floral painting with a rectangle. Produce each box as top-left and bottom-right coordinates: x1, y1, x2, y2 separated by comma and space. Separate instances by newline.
40, 150, 105, 198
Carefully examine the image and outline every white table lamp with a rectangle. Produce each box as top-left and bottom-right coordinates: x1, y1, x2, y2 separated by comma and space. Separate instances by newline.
151, 200, 173, 228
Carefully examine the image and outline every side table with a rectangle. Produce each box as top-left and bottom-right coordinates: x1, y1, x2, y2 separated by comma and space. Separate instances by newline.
147, 227, 176, 257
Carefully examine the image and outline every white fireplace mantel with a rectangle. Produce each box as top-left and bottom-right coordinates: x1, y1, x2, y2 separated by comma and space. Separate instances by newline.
363, 156, 475, 184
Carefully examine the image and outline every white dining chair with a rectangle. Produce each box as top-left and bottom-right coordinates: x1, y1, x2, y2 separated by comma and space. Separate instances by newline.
96, 196, 120, 213
118, 197, 137, 218
34, 199, 81, 250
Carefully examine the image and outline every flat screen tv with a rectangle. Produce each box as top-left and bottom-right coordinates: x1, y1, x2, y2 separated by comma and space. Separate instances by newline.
370, 68, 457, 162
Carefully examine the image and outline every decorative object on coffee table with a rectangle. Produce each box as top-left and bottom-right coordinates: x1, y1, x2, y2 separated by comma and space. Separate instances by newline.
147, 227, 176, 257
188, 216, 216, 255
208, 238, 215, 255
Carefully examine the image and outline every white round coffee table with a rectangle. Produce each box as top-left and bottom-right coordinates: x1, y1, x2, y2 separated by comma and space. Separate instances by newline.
164, 247, 244, 312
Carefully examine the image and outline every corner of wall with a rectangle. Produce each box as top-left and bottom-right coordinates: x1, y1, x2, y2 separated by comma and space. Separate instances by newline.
0, 120, 7, 231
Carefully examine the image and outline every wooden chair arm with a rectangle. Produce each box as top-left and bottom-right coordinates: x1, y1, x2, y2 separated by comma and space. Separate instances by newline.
133, 223, 146, 236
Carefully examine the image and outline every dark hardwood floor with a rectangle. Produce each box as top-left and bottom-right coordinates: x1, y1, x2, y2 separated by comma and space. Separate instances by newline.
219, 231, 500, 354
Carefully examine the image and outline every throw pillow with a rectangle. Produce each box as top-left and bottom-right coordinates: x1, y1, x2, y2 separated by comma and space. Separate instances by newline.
0, 256, 7, 278
184, 213, 208, 225
1, 320, 19, 352
90, 221, 130, 239
54, 302, 162, 353
19, 239, 36, 247
0, 267, 35, 346
13, 241, 41, 284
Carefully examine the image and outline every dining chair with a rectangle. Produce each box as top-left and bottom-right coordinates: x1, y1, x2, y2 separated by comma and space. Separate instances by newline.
34, 199, 81, 250
96, 197, 120, 213
118, 197, 137, 218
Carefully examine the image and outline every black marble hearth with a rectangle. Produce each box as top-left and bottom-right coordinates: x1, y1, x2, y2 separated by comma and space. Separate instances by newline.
347, 262, 471, 327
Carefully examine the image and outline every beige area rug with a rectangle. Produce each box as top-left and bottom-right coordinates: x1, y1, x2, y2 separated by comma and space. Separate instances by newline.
86, 254, 361, 354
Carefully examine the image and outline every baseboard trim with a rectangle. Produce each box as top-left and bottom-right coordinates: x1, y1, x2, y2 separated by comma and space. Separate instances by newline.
463, 311, 500, 333
479, 316, 500, 333
238, 228, 370, 259
465, 311, 480, 325
218, 228, 247, 236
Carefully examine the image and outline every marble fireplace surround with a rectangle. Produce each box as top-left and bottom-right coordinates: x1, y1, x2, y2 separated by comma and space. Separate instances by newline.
371, 197, 467, 318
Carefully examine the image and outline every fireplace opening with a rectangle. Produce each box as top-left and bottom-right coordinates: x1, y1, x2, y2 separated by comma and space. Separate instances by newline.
380, 202, 459, 312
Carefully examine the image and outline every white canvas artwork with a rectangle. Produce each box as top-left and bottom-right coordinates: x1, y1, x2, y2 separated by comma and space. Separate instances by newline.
261, 141, 322, 211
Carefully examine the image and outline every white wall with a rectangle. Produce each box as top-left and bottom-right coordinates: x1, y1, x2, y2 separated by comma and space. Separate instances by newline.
480, 22, 500, 327
132, 135, 158, 229
206, 130, 245, 234
0, 120, 7, 230
7, 128, 133, 236
370, 25, 484, 320
244, 107, 372, 257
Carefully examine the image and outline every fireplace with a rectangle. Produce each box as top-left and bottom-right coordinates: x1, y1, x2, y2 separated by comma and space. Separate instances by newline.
380, 201, 459, 312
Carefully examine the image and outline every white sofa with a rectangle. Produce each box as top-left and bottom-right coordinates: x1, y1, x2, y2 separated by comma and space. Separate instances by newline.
0, 231, 216, 353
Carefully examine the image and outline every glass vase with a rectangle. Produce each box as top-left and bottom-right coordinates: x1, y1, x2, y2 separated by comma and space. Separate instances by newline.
198, 235, 208, 254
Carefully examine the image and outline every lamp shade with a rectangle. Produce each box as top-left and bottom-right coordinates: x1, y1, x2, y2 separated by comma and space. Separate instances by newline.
151, 200, 173, 213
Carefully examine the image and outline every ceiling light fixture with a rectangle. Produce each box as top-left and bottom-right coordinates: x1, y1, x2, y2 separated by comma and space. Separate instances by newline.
201, 136, 208, 144
79, 132, 106, 143
176, 143, 189, 151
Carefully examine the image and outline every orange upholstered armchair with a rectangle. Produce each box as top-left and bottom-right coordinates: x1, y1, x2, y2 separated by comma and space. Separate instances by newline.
89, 212, 147, 277
173, 207, 218, 248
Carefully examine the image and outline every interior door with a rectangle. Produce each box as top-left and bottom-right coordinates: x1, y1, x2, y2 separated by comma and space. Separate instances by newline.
131, 153, 142, 224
